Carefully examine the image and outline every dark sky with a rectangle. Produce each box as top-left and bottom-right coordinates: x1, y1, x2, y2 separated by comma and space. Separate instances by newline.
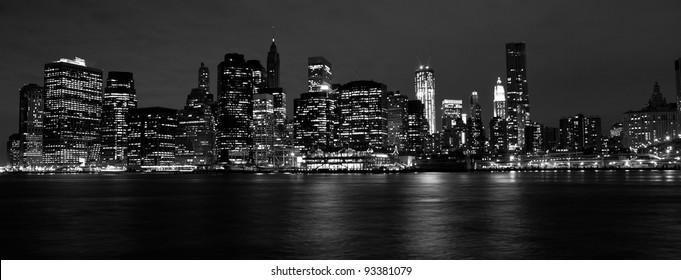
1, 0, 680, 163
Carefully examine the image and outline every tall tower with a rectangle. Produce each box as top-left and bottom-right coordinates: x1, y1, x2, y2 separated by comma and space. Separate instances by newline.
505, 42, 530, 152
308, 57, 332, 92
199, 62, 210, 95
493, 77, 506, 118
675, 58, 680, 113
415, 65, 436, 134
18, 84, 44, 166
101, 71, 137, 165
43, 57, 103, 165
469, 91, 485, 155
267, 32, 280, 88
216, 53, 253, 164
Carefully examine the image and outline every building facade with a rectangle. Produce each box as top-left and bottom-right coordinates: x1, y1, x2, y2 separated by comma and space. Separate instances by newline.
43, 57, 103, 166
267, 39, 280, 88
18, 84, 44, 166
441, 99, 465, 151
127, 107, 178, 166
415, 65, 436, 134
338, 80, 388, 150
406, 100, 428, 155
216, 53, 253, 164
386, 91, 408, 152
293, 91, 337, 152
176, 88, 216, 166
101, 71, 137, 165
623, 82, 679, 151
505, 43, 530, 153
308, 57, 332, 92
469, 91, 485, 155
560, 114, 602, 152
493, 77, 506, 119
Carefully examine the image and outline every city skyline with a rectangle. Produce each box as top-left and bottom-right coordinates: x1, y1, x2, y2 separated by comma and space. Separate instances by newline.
1, 0, 680, 163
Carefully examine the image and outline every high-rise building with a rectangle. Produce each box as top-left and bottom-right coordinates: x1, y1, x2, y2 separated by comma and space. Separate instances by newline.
524, 121, 544, 154
489, 117, 507, 155
441, 99, 465, 151
469, 91, 485, 155
18, 84, 44, 166
176, 88, 216, 166
493, 77, 506, 118
338, 80, 388, 150
43, 57, 103, 166
267, 37, 280, 88
101, 71, 137, 166
216, 53, 253, 164
7, 133, 21, 167
293, 91, 336, 152
127, 107, 178, 166
386, 91, 408, 152
308, 57, 332, 92
199, 62, 210, 94
559, 114, 602, 152
252, 92, 275, 165
505, 43, 530, 152
623, 82, 679, 151
415, 65, 436, 134
247, 60, 267, 94
406, 100, 428, 155
542, 126, 559, 152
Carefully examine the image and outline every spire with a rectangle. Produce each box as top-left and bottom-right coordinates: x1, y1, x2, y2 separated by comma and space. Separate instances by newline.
272, 26, 275, 42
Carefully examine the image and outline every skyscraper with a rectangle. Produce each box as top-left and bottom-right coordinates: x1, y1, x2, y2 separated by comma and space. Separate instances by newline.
293, 92, 336, 152
199, 62, 210, 95
216, 53, 253, 164
559, 114, 602, 152
338, 80, 388, 150
406, 100, 428, 155
101, 71, 137, 165
7, 133, 21, 167
441, 99, 465, 151
415, 65, 436, 134
469, 91, 485, 155
43, 57, 103, 165
493, 77, 506, 118
252, 92, 275, 165
127, 107, 178, 166
176, 88, 216, 166
308, 57, 332, 92
386, 91, 408, 152
505, 42, 530, 152
18, 84, 44, 166
247, 59, 267, 94
267, 37, 280, 88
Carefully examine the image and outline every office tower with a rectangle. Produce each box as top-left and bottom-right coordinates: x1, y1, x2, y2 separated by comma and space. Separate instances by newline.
267, 37, 280, 88
337, 80, 388, 150
415, 65, 436, 134
18, 84, 44, 166
199, 62, 210, 95
542, 126, 559, 152
489, 117, 507, 155
623, 82, 679, 151
406, 100, 428, 154
7, 133, 21, 167
101, 71, 137, 166
293, 92, 336, 152
559, 114, 602, 152
127, 107, 178, 166
269, 88, 286, 129
308, 56, 332, 92
676, 58, 680, 113
247, 59, 267, 94
493, 77, 506, 118
43, 57, 103, 165
469, 91, 485, 155
176, 88, 216, 166
524, 121, 544, 154
505, 42, 530, 152
386, 91, 408, 152
216, 53, 253, 164
252, 92, 275, 165
441, 99, 465, 151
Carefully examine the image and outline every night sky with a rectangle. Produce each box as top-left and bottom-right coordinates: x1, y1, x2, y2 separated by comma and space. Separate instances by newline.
1, 0, 680, 163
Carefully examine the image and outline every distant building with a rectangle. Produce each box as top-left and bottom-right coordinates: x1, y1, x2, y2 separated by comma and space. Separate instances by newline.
542, 126, 559, 152
338, 80, 388, 150
406, 100, 428, 155
101, 71, 137, 166
247, 59, 267, 94
176, 88, 216, 166
505, 42, 530, 152
267, 38, 280, 88
43, 57, 103, 166
293, 91, 337, 152
469, 91, 485, 155
199, 62, 210, 94
252, 92, 275, 165
386, 91, 408, 152
308, 57, 332, 92
7, 133, 21, 167
559, 114, 602, 152
493, 77, 506, 119
441, 99, 465, 151
18, 84, 44, 166
216, 53, 253, 164
127, 107, 178, 166
623, 82, 679, 151
415, 65, 436, 134
489, 117, 507, 155
524, 121, 544, 154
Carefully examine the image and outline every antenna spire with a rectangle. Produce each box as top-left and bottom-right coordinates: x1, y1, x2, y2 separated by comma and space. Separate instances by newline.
272, 26, 275, 42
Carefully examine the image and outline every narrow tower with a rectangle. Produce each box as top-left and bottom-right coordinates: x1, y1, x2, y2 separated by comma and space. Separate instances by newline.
415, 65, 436, 134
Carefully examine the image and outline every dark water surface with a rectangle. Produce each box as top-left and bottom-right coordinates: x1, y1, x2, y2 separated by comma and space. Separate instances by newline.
1, 171, 680, 259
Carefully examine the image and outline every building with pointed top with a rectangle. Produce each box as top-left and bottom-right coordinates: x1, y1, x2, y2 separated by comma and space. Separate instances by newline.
415, 65, 436, 134
493, 77, 506, 119
623, 82, 679, 151
267, 36, 280, 88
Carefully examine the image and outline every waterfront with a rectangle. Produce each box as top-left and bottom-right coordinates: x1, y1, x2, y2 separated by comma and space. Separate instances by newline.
1, 170, 680, 259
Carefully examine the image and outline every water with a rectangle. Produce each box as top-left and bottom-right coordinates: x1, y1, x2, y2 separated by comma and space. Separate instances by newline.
1, 170, 680, 259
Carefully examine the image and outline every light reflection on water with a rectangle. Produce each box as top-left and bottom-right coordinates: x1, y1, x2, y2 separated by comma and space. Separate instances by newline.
1, 170, 680, 259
